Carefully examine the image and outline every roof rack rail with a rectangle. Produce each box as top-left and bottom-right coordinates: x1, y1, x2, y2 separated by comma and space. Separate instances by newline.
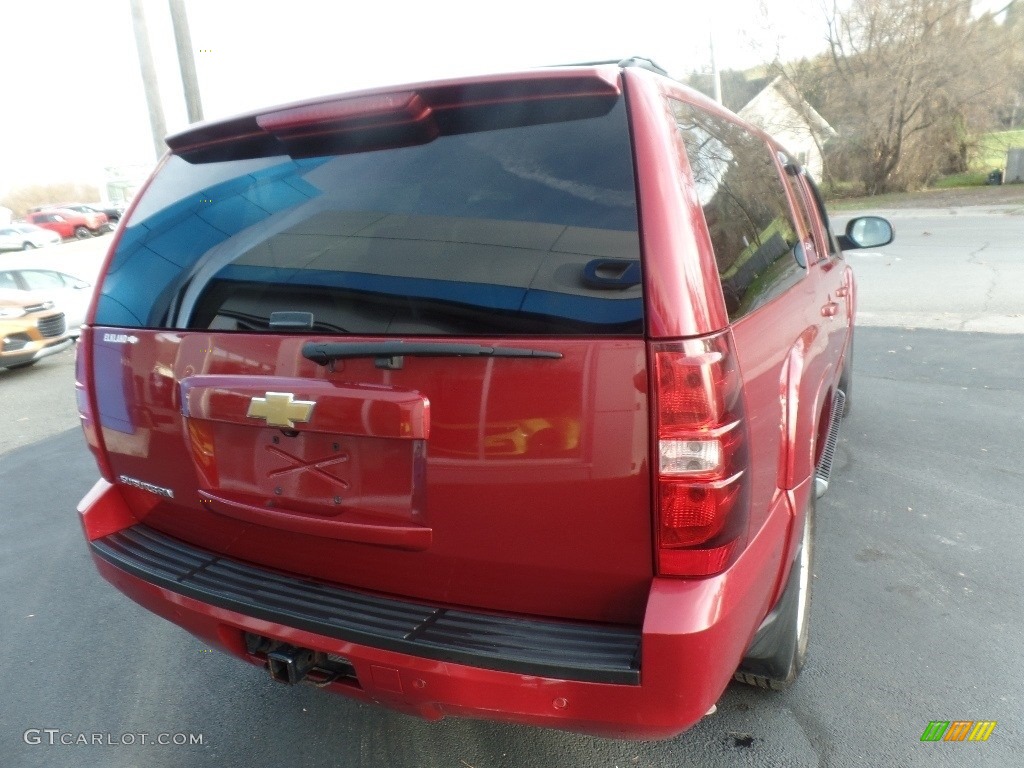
615, 57, 669, 76
545, 57, 670, 77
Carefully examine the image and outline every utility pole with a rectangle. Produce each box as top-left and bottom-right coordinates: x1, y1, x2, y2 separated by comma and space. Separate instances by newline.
129, 0, 168, 162
710, 31, 723, 104
169, 0, 204, 123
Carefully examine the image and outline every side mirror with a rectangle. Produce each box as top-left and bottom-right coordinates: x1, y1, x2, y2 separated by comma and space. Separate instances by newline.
838, 216, 895, 250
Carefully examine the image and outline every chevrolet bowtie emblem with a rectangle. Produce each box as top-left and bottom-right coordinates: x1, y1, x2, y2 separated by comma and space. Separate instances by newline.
246, 392, 316, 428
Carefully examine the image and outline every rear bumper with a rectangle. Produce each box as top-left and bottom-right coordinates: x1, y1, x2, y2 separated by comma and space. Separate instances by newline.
91, 524, 642, 686
78, 479, 789, 739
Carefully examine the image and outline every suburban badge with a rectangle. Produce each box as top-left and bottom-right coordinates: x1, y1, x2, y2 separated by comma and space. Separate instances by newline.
118, 475, 174, 499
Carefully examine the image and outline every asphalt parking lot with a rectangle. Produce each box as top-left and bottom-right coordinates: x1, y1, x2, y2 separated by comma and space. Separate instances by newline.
1, 209, 1021, 766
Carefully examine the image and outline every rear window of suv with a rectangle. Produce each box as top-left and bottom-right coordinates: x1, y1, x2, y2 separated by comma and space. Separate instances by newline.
95, 97, 643, 336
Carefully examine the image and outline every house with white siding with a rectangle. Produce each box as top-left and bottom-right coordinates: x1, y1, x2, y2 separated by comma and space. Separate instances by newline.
738, 76, 836, 182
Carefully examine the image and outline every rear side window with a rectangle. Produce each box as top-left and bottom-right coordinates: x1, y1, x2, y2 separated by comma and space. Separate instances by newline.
671, 100, 806, 319
804, 173, 842, 256
21, 270, 66, 291
95, 97, 642, 336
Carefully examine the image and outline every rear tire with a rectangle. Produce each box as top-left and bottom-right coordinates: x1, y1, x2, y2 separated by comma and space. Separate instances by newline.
22, 242, 36, 250
74, 226, 91, 239
734, 495, 815, 690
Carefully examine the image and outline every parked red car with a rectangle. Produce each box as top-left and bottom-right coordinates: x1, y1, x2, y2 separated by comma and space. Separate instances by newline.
37, 202, 122, 227
74, 59, 892, 739
25, 207, 108, 239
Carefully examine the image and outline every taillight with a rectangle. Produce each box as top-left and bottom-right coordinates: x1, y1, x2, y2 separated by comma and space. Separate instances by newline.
75, 328, 115, 482
652, 330, 749, 577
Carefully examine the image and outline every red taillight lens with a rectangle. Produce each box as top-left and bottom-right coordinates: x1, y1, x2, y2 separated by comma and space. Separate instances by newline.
75, 328, 115, 482
656, 353, 719, 431
652, 331, 749, 577
659, 478, 742, 546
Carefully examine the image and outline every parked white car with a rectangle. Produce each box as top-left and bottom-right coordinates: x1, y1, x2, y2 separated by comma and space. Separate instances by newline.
0, 223, 62, 251
0, 268, 92, 337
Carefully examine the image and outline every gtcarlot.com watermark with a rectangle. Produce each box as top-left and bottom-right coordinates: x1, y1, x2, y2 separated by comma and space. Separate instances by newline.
24, 729, 204, 747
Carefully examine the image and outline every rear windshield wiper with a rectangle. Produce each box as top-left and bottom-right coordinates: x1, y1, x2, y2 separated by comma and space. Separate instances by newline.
302, 340, 562, 369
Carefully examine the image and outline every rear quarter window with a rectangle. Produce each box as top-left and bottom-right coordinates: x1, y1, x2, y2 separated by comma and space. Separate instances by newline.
671, 100, 806, 319
95, 96, 643, 336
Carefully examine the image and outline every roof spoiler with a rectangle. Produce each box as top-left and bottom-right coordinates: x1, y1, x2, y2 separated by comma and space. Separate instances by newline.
166, 69, 622, 163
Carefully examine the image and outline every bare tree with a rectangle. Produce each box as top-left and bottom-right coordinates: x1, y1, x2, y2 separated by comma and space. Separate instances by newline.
1002, 0, 1024, 128
811, 0, 1014, 193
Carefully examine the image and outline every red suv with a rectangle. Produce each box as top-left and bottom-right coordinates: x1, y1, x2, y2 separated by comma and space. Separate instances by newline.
74, 59, 892, 739
25, 207, 108, 239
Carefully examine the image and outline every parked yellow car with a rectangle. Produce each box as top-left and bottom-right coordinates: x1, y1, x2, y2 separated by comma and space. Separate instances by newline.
0, 290, 74, 370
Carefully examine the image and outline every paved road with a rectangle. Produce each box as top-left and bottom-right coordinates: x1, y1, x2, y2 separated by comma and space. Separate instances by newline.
1, 210, 1020, 766
839, 206, 1024, 333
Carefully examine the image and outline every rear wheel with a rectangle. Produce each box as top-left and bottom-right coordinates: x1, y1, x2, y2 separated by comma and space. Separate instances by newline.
74, 226, 91, 239
734, 494, 815, 690
22, 242, 36, 250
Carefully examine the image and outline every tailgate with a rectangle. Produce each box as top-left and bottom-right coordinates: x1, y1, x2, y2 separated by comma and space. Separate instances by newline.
87, 74, 655, 624
91, 331, 652, 623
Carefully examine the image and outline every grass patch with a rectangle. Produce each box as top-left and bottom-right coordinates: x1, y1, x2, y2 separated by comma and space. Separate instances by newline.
820, 180, 864, 200
932, 171, 987, 188
824, 191, 912, 210
971, 129, 1024, 171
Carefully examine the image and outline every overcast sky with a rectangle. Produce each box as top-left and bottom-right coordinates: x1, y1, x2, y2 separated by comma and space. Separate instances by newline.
0, 0, 1009, 196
